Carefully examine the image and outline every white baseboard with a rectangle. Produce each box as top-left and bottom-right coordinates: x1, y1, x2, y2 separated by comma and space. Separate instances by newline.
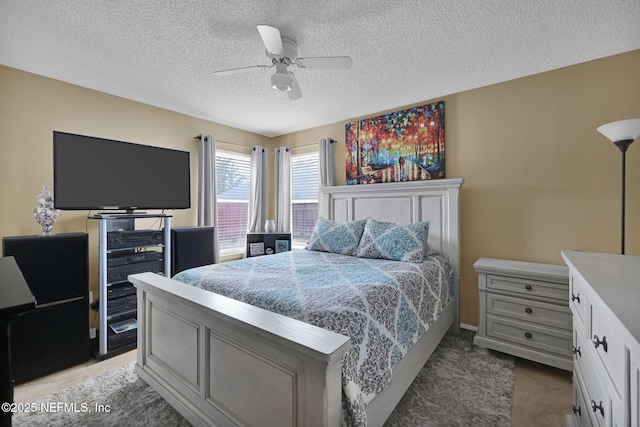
460, 323, 478, 332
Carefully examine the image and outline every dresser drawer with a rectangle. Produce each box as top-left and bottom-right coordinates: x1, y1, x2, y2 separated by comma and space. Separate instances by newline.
571, 371, 590, 426
486, 315, 573, 357
486, 274, 568, 303
576, 342, 613, 427
487, 293, 572, 330
590, 302, 625, 398
631, 353, 640, 427
572, 324, 586, 371
570, 274, 587, 327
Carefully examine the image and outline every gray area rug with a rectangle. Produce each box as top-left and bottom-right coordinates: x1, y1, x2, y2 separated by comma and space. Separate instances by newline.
384, 330, 515, 426
13, 330, 514, 426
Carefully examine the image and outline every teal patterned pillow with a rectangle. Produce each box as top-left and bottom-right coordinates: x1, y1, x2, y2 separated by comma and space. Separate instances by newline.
306, 217, 367, 256
354, 219, 430, 263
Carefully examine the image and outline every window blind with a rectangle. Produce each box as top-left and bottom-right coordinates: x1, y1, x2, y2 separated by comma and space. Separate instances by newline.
291, 153, 319, 242
216, 150, 251, 253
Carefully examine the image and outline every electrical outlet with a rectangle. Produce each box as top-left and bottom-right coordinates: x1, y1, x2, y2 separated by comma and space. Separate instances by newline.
89, 291, 93, 304
89, 328, 96, 339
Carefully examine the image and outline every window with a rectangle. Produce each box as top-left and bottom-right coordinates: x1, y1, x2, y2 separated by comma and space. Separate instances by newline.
216, 150, 250, 254
291, 152, 319, 244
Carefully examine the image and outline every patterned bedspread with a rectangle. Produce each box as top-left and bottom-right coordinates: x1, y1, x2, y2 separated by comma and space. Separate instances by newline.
172, 249, 454, 426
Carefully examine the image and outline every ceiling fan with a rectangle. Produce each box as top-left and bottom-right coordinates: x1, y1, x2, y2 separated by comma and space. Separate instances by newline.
213, 25, 353, 101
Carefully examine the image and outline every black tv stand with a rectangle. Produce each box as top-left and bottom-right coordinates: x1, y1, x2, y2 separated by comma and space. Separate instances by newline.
89, 213, 171, 358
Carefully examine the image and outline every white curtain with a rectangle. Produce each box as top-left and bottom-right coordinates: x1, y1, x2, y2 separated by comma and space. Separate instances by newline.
318, 137, 336, 217
248, 146, 268, 232
197, 134, 220, 264
274, 147, 291, 233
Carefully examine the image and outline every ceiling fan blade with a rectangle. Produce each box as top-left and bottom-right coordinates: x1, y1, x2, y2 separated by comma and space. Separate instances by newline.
257, 25, 284, 57
287, 72, 302, 101
295, 56, 352, 70
213, 64, 271, 76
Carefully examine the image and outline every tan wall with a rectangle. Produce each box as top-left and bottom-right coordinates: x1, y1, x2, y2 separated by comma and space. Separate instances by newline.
275, 50, 640, 326
0, 65, 270, 327
1, 50, 639, 329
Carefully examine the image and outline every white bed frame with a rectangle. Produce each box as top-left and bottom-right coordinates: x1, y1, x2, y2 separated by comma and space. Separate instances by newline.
129, 178, 463, 427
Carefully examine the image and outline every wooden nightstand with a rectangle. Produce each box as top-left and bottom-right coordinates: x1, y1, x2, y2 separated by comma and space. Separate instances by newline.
473, 257, 572, 371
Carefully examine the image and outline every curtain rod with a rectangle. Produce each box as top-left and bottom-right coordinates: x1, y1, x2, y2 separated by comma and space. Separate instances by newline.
193, 135, 253, 149
286, 138, 338, 149
194, 135, 338, 149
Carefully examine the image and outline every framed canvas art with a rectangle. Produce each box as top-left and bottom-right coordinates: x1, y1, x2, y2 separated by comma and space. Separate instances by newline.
249, 242, 265, 257
275, 240, 289, 253
345, 101, 445, 185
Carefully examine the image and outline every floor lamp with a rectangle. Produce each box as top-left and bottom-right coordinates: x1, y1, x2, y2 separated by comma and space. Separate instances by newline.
597, 118, 640, 255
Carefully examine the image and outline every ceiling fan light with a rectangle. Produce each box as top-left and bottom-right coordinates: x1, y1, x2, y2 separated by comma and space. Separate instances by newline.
271, 72, 292, 92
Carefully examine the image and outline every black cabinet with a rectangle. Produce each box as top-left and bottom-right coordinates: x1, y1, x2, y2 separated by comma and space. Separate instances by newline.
0, 257, 35, 427
246, 233, 292, 257
2, 233, 89, 384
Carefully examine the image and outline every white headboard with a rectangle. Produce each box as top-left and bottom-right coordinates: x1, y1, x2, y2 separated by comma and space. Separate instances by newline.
319, 178, 463, 283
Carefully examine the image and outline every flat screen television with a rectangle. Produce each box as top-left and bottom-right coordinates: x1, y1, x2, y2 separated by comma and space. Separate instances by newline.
53, 131, 191, 211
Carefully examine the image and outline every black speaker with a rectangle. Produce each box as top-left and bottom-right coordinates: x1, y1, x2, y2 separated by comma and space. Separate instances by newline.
2, 234, 88, 305
171, 226, 215, 275
2, 233, 89, 384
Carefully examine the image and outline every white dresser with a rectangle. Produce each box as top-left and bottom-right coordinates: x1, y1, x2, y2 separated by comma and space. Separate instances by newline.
473, 257, 573, 371
562, 250, 640, 427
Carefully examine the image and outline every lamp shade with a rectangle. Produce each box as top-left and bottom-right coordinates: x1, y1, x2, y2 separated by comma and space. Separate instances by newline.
597, 118, 640, 142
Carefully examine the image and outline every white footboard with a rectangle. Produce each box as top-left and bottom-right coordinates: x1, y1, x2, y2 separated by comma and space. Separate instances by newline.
129, 272, 351, 427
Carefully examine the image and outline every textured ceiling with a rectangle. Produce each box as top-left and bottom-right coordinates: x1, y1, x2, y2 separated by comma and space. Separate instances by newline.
1, 1, 639, 137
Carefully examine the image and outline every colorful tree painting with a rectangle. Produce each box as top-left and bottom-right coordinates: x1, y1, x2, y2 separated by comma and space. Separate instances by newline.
345, 101, 445, 185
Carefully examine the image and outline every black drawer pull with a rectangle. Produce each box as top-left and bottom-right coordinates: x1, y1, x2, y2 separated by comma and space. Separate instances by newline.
572, 405, 581, 417
592, 335, 608, 352
524, 307, 533, 314
572, 346, 581, 357
525, 285, 532, 291
524, 332, 532, 339
591, 400, 604, 417
571, 293, 580, 303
